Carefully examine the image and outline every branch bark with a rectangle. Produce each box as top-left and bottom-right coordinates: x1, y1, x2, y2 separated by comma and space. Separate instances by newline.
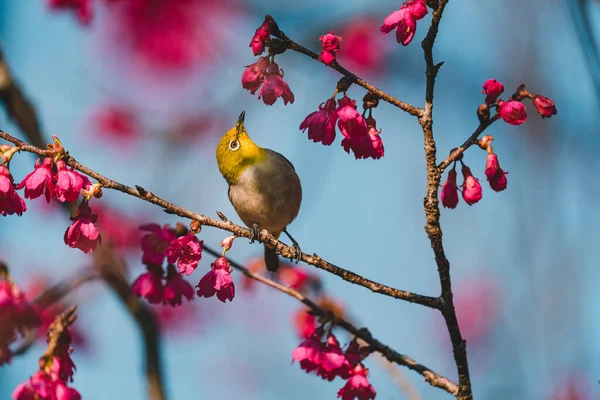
419, 1, 473, 399
0, 129, 439, 310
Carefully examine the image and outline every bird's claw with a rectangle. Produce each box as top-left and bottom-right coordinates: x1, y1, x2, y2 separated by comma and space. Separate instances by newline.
290, 241, 302, 264
249, 224, 261, 244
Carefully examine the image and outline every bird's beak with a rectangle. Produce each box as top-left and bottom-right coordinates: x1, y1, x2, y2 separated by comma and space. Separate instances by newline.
237, 111, 246, 126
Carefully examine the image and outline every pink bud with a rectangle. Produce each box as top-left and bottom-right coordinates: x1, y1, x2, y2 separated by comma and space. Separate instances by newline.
318, 50, 337, 65
249, 20, 271, 56
497, 100, 527, 125
440, 169, 459, 209
63, 202, 101, 253
407, 0, 428, 19
482, 79, 504, 104
320, 31, 342, 52
220, 235, 236, 251
461, 165, 483, 205
532, 95, 557, 119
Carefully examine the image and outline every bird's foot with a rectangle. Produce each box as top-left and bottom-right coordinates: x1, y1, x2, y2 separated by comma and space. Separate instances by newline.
283, 229, 302, 264
249, 224, 261, 244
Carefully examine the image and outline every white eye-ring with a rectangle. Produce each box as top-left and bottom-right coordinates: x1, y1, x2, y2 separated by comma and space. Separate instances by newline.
229, 140, 240, 151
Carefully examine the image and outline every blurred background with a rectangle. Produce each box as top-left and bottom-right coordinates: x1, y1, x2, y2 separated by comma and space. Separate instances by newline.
0, 0, 599, 399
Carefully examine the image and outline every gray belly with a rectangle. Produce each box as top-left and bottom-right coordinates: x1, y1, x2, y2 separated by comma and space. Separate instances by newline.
228, 151, 302, 235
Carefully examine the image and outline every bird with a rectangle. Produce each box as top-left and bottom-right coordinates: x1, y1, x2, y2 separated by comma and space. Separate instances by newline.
216, 111, 302, 272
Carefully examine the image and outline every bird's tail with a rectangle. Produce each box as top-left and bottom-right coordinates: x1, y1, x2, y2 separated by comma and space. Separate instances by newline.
264, 244, 280, 272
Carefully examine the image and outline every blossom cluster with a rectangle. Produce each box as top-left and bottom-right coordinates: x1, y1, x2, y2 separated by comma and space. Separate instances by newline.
132, 223, 236, 307
292, 329, 375, 399
13, 325, 80, 400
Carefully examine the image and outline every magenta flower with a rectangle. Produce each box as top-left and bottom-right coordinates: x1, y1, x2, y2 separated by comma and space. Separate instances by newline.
293, 308, 317, 339
242, 57, 270, 95
131, 264, 165, 305
165, 233, 203, 276
497, 100, 527, 125
63, 202, 101, 253
54, 382, 81, 400
12, 370, 55, 400
292, 332, 324, 374
533, 95, 557, 119
331, 97, 368, 140
49, 356, 76, 384
257, 62, 295, 106
299, 98, 338, 145
249, 19, 271, 56
380, 0, 428, 46
54, 160, 90, 203
344, 339, 364, 368
140, 223, 176, 265
0, 165, 26, 216
341, 115, 384, 160
337, 364, 376, 400
482, 79, 504, 104
441, 168, 459, 209
163, 265, 194, 308
461, 165, 482, 206
319, 31, 342, 65
18, 157, 55, 203
196, 257, 235, 303
485, 153, 508, 192
318, 334, 351, 381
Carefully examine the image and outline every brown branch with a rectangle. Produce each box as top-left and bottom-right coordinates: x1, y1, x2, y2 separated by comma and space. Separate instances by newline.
202, 245, 458, 396
437, 116, 499, 172
0, 129, 439, 309
0, 50, 166, 400
40, 306, 77, 363
269, 18, 423, 118
419, 1, 473, 399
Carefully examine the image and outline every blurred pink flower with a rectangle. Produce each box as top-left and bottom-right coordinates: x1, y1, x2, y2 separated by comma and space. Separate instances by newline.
318, 334, 351, 381
337, 364, 376, 400
131, 264, 164, 305
292, 331, 324, 373
163, 265, 194, 308
454, 277, 500, 345
89, 105, 140, 143
47, 0, 93, 26
337, 17, 387, 75
140, 223, 176, 266
93, 204, 141, 252
293, 308, 316, 339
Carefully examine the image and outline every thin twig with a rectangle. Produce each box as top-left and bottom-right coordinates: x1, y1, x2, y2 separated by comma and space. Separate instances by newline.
419, 0, 473, 399
269, 18, 423, 118
0, 129, 439, 309
202, 245, 458, 395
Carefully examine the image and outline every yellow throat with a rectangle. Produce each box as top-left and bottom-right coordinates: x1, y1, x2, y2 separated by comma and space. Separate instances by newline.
216, 111, 267, 185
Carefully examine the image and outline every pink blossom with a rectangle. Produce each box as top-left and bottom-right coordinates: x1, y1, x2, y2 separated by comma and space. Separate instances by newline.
18, 158, 55, 203
299, 98, 338, 145
54, 160, 90, 203
242, 57, 270, 95
292, 332, 324, 373
249, 20, 271, 56
163, 265, 194, 307
484, 153, 508, 192
319, 31, 341, 65
196, 257, 235, 303
318, 334, 351, 381
344, 339, 363, 368
461, 165, 482, 205
293, 308, 316, 339
257, 63, 295, 106
0, 165, 26, 216
381, 1, 428, 46
331, 97, 367, 140
440, 168, 459, 209
63, 202, 101, 253
140, 224, 176, 265
337, 364, 376, 400
497, 100, 527, 125
47, 0, 92, 26
132, 264, 164, 305
54, 382, 81, 400
49, 355, 76, 383
12, 370, 55, 400
533, 95, 557, 119
165, 233, 203, 276
482, 79, 504, 104
341, 116, 384, 160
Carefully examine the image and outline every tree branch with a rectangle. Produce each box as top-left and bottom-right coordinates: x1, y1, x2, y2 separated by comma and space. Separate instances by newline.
269, 18, 423, 118
0, 129, 439, 309
202, 245, 458, 395
419, 1, 474, 399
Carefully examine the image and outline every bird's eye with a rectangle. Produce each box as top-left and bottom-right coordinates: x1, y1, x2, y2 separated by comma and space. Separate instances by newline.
229, 140, 240, 151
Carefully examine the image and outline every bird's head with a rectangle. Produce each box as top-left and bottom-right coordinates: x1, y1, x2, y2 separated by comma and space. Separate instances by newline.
216, 111, 266, 185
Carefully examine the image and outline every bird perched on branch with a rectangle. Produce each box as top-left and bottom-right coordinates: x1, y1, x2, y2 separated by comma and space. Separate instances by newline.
216, 111, 302, 272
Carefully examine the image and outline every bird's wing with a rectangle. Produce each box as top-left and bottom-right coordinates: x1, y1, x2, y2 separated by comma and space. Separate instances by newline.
265, 149, 295, 171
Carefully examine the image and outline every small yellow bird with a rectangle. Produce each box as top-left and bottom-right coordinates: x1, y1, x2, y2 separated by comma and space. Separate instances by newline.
216, 111, 302, 271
